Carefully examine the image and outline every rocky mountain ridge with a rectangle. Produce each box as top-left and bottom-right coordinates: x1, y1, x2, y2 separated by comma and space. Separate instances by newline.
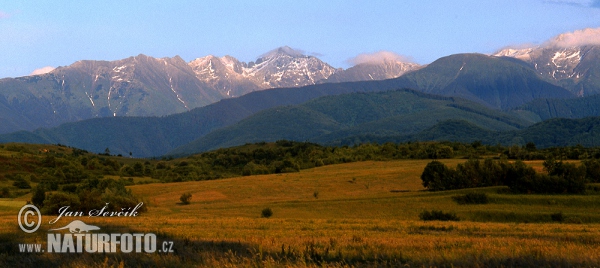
0, 47, 419, 133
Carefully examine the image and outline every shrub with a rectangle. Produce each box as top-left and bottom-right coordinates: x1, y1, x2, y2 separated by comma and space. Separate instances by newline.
419, 210, 460, 221
550, 212, 564, 222
31, 186, 46, 208
452, 192, 489, 205
0, 187, 10, 198
12, 177, 31, 189
180, 193, 192, 205
61, 184, 78, 193
261, 208, 273, 218
583, 159, 600, 182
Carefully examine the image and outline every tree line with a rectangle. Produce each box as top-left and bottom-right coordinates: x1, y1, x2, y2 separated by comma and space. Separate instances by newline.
421, 158, 600, 194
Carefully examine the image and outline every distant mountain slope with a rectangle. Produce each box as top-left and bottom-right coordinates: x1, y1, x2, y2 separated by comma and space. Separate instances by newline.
392, 53, 575, 110
494, 29, 600, 97
319, 58, 421, 83
508, 117, 600, 148
168, 89, 533, 155
0, 54, 222, 133
0, 79, 414, 157
0, 47, 426, 134
514, 94, 600, 121
334, 117, 600, 149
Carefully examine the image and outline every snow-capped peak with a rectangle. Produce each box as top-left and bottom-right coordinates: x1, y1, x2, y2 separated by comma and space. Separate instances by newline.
259, 46, 306, 59
493, 47, 537, 61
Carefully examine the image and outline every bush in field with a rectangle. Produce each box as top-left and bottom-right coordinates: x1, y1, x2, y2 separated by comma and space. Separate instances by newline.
0, 187, 10, 198
261, 208, 273, 218
180, 193, 192, 205
31, 186, 46, 208
582, 159, 600, 182
421, 161, 455, 191
550, 212, 564, 222
452, 192, 489, 205
419, 210, 460, 221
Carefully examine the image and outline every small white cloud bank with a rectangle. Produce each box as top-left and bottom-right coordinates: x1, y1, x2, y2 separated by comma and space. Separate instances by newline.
348, 51, 415, 66
545, 27, 600, 47
30, 66, 55, 76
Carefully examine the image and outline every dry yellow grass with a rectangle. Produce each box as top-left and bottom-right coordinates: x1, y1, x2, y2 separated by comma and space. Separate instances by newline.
1, 159, 600, 267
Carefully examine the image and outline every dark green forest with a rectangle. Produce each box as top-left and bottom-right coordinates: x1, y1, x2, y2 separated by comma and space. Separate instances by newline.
3, 140, 600, 214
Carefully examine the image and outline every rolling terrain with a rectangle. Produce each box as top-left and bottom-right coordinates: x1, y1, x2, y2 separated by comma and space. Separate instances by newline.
169, 89, 533, 155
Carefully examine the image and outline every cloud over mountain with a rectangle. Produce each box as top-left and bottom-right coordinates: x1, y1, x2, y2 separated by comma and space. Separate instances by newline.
29, 66, 55, 75
348, 51, 415, 66
545, 27, 600, 47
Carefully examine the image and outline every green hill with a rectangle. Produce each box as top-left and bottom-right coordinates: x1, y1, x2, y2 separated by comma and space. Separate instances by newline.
168, 89, 533, 155
513, 94, 600, 122
393, 54, 574, 110
341, 117, 600, 149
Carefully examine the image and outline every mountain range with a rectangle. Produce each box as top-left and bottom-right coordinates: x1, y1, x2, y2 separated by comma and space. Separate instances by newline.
3, 29, 600, 157
0, 46, 420, 134
494, 29, 600, 97
1, 51, 594, 157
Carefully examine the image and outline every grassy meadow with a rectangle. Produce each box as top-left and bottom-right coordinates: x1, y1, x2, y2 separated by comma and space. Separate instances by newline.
1, 159, 600, 267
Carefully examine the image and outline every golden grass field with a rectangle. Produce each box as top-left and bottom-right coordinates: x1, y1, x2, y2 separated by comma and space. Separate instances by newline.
1, 159, 600, 267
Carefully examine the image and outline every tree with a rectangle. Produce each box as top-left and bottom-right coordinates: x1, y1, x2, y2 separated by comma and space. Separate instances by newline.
261, 208, 273, 218
421, 161, 453, 191
525, 142, 537, 151
31, 186, 46, 208
180, 193, 192, 205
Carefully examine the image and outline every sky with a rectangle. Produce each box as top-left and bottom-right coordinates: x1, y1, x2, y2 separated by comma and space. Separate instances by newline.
1, 0, 600, 78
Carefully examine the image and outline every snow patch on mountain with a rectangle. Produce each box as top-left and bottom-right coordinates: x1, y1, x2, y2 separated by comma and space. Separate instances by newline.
189, 46, 338, 94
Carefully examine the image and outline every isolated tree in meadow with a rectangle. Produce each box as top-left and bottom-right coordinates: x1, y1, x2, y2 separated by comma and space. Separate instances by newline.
31, 186, 46, 208
180, 193, 192, 205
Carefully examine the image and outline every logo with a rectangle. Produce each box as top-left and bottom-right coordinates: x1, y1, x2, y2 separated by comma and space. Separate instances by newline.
17, 204, 174, 254
18, 204, 41, 233
48, 220, 100, 233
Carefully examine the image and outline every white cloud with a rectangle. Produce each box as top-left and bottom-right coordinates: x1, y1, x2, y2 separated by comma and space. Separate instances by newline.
29, 66, 55, 76
545, 27, 600, 47
348, 51, 415, 66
